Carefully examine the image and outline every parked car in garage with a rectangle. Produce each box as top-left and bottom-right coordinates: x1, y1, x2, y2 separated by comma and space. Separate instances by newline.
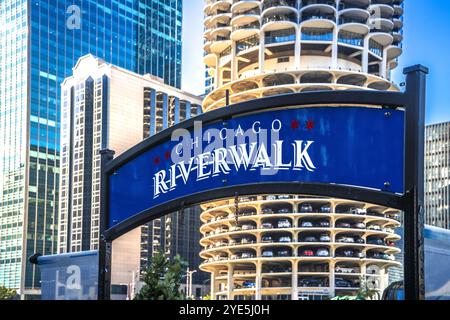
316, 220, 330, 228
277, 207, 290, 214
335, 278, 354, 288
277, 250, 290, 257
242, 224, 255, 231
354, 236, 365, 244
262, 207, 274, 214
303, 236, 318, 242
350, 208, 367, 215
262, 250, 274, 258
336, 221, 351, 228
300, 249, 315, 257
319, 234, 331, 242
299, 278, 328, 287
299, 203, 313, 213
335, 266, 358, 274
241, 238, 254, 244
241, 252, 255, 259
316, 248, 330, 257
278, 236, 292, 243
300, 221, 314, 228
261, 235, 273, 243
337, 236, 355, 243
367, 238, 385, 246
352, 222, 366, 229
277, 219, 291, 228
367, 224, 382, 231
320, 205, 331, 213
261, 222, 273, 229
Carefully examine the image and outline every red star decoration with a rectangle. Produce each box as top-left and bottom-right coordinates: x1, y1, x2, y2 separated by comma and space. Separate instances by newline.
291, 119, 300, 130
306, 120, 314, 131
153, 156, 161, 165
164, 151, 171, 160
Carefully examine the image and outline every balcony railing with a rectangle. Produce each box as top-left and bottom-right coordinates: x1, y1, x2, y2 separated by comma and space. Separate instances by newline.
301, 27, 333, 41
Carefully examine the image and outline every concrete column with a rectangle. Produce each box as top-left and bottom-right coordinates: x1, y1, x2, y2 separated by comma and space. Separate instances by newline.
259, 30, 265, 73
214, 54, 220, 89
255, 262, 262, 300
231, 41, 238, 81
332, 26, 338, 68
291, 260, 298, 300
329, 260, 336, 298
211, 271, 217, 300
295, 25, 301, 70
362, 36, 370, 73
381, 47, 388, 78
227, 264, 234, 300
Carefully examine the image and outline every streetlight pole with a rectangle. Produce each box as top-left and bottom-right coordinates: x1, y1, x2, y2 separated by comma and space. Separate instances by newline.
185, 268, 197, 299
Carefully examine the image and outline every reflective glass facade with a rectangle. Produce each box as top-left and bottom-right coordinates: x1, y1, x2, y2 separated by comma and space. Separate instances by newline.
0, 0, 182, 295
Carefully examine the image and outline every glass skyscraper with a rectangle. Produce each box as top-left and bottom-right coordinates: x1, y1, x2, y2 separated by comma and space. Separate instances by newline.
0, 0, 182, 297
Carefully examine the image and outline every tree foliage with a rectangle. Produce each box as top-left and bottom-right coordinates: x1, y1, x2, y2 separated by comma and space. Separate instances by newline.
0, 286, 17, 300
134, 252, 187, 300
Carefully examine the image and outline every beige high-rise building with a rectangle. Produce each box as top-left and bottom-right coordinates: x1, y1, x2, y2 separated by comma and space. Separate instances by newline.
425, 122, 450, 230
199, 0, 404, 300
59, 55, 202, 294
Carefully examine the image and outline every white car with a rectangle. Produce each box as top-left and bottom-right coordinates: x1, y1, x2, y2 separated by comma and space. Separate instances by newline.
241, 252, 254, 259
262, 250, 274, 257
278, 236, 292, 243
230, 226, 241, 232
277, 219, 291, 228
367, 225, 382, 231
215, 241, 227, 247
350, 208, 367, 215
242, 224, 255, 231
316, 248, 330, 257
335, 266, 357, 274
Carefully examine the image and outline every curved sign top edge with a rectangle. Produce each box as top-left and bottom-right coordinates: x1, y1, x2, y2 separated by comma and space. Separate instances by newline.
107, 105, 405, 229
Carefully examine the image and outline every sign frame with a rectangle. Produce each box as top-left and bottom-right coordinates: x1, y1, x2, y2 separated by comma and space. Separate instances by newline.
98, 65, 428, 301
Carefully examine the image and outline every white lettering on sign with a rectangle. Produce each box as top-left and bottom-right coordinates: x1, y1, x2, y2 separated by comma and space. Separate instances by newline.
152, 120, 317, 198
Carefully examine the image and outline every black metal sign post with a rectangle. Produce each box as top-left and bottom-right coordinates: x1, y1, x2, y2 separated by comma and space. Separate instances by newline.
98, 65, 428, 300
403, 65, 429, 300
98, 149, 115, 300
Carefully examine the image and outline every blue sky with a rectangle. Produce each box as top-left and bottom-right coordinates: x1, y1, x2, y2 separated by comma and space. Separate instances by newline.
182, 0, 450, 125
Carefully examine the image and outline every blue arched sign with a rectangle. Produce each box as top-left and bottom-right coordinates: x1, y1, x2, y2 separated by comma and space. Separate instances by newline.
99, 65, 428, 301
107, 106, 404, 231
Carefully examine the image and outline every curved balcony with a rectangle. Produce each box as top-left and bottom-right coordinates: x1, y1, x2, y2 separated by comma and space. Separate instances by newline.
210, 32, 232, 53
338, 8, 370, 34
301, 0, 337, 13
262, 0, 297, 12
262, 11, 298, 31
300, 11, 336, 29
231, 20, 260, 41
338, 0, 370, 11
231, 0, 261, 15
210, 0, 232, 14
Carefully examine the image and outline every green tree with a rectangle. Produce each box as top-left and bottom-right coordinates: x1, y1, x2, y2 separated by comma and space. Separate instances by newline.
356, 277, 379, 300
0, 286, 17, 300
134, 252, 187, 300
